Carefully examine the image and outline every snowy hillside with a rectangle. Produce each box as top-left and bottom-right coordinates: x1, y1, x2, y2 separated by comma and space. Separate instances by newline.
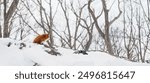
0, 38, 150, 66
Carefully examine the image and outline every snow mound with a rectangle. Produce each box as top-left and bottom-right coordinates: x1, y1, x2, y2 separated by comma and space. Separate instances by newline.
0, 38, 150, 66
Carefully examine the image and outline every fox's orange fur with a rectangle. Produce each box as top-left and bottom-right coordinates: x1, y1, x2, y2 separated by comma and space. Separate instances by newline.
33, 34, 49, 44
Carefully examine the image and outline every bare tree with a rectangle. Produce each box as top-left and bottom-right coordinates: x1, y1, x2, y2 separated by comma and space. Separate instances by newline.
122, 0, 150, 62
70, 0, 94, 51
70, 1, 83, 50
3, 0, 19, 38
135, 0, 150, 62
37, 0, 54, 48
110, 27, 123, 56
88, 0, 122, 55
123, 0, 135, 60
21, 0, 56, 48
58, 0, 72, 49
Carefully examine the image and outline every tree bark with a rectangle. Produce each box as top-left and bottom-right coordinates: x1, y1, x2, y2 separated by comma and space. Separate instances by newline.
49, 0, 54, 47
3, 0, 19, 38
88, 0, 115, 55
88, 0, 105, 39
101, 0, 114, 55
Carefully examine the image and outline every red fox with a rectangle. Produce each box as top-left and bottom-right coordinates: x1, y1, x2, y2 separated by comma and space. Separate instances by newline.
33, 34, 49, 44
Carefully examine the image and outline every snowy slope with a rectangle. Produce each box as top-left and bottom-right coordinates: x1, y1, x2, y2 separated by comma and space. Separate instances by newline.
0, 38, 34, 66
0, 38, 150, 66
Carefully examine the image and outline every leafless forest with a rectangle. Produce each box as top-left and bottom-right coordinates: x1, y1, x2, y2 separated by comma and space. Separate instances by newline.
0, 0, 150, 63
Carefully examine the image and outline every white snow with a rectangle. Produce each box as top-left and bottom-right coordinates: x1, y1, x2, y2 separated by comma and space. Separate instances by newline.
0, 38, 150, 66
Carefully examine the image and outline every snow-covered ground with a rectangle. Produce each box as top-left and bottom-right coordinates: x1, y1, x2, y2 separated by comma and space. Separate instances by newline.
0, 38, 150, 66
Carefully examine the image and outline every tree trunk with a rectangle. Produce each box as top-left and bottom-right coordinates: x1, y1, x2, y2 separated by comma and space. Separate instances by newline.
102, 0, 114, 55
49, 0, 54, 47
87, 0, 114, 55
3, 0, 19, 38
84, 33, 92, 51
104, 13, 114, 55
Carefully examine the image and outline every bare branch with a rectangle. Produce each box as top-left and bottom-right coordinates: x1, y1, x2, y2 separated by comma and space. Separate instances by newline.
88, 0, 105, 39
109, 0, 122, 25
